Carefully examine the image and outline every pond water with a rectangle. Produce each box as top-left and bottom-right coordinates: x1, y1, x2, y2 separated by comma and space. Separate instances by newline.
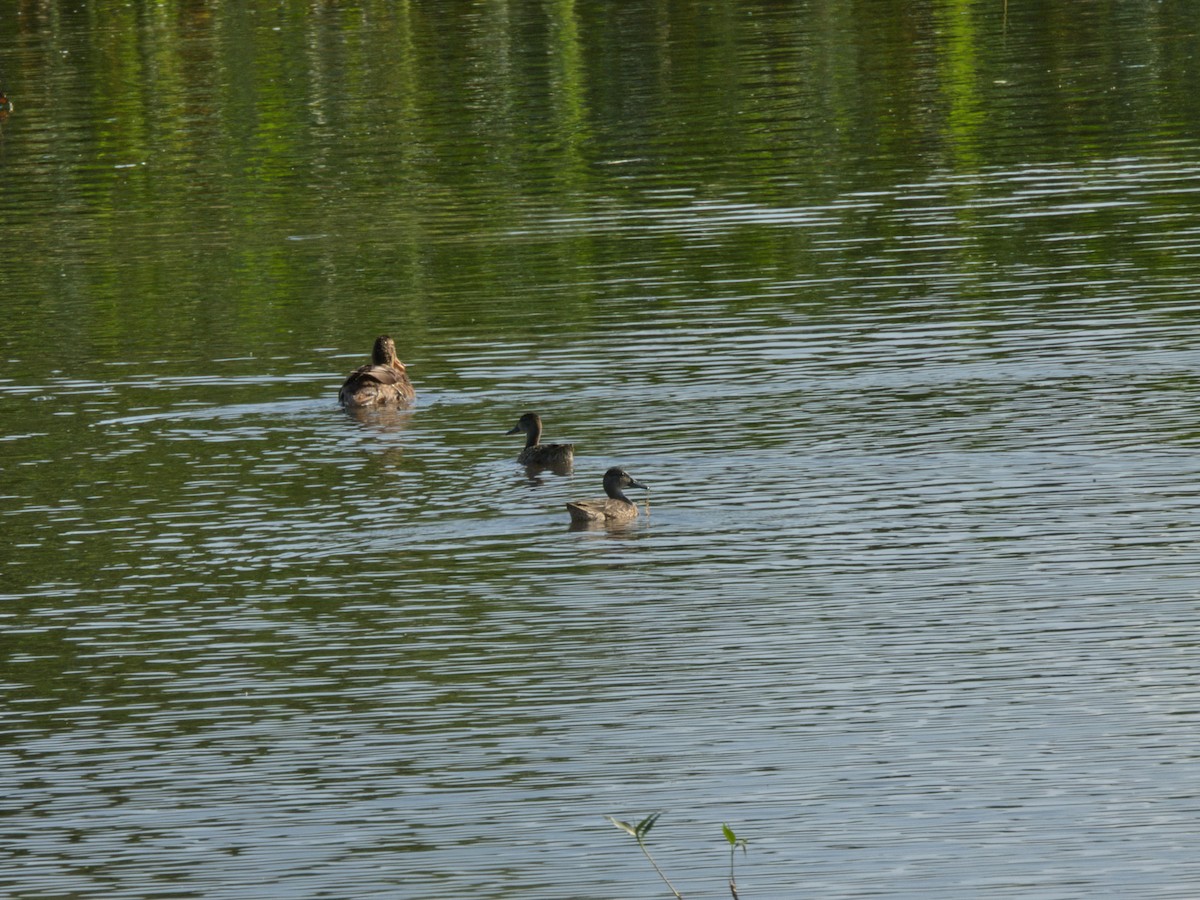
3, 2, 1200, 897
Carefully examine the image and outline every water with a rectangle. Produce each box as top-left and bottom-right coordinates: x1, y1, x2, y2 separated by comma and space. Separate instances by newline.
3, 1, 1200, 897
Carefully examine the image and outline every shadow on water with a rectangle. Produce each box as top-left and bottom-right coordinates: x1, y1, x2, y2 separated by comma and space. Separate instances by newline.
521, 460, 574, 479
567, 510, 652, 535
340, 404, 417, 434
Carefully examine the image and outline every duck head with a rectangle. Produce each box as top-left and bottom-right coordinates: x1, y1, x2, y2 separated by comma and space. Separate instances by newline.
603, 467, 647, 500
506, 412, 542, 437
371, 335, 399, 366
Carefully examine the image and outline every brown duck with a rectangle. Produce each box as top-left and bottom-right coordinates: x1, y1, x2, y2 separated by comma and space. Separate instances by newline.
566, 467, 647, 525
338, 335, 415, 408
506, 412, 574, 467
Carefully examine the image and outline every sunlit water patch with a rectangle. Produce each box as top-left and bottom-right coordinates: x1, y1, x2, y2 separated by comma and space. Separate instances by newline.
6, 280, 1200, 897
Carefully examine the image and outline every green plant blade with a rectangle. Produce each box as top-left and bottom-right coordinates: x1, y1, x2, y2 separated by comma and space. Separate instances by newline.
605, 816, 637, 837
635, 812, 662, 839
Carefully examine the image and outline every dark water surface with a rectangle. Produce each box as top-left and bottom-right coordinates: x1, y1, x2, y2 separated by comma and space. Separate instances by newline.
3, 2, 1200, 897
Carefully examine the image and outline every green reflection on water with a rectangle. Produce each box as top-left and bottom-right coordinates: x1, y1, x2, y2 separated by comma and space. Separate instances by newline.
2, 0, 1199, 367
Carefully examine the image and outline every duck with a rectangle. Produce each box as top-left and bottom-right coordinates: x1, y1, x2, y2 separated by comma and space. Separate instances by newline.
338, 335, 415, 408
566, 467, 647, 525
506, 412, 574, 467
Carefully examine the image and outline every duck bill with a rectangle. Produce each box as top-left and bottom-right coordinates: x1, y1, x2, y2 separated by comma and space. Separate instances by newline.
629, 478, 648, 491
505, 425, 522, 435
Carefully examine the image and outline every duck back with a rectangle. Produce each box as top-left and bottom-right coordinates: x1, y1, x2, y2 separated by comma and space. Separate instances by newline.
339, 336, 415, 408
566, 497, 639, 524
339, 364, 415, 407
518, 442, 575, 467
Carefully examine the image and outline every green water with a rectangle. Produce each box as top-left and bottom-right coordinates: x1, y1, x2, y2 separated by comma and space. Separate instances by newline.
3, 2, 1200, 897
4, 1, 1198, 366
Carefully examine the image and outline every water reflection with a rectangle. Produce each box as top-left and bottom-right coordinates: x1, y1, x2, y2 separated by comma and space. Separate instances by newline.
520, 460, 573, 481
4, 1, 1200, 898
341, 403, 415, 434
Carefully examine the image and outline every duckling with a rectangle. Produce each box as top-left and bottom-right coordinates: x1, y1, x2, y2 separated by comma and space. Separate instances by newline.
506, 412, 574, 467
566, 467, 647, 525
338, 335, 415, 408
